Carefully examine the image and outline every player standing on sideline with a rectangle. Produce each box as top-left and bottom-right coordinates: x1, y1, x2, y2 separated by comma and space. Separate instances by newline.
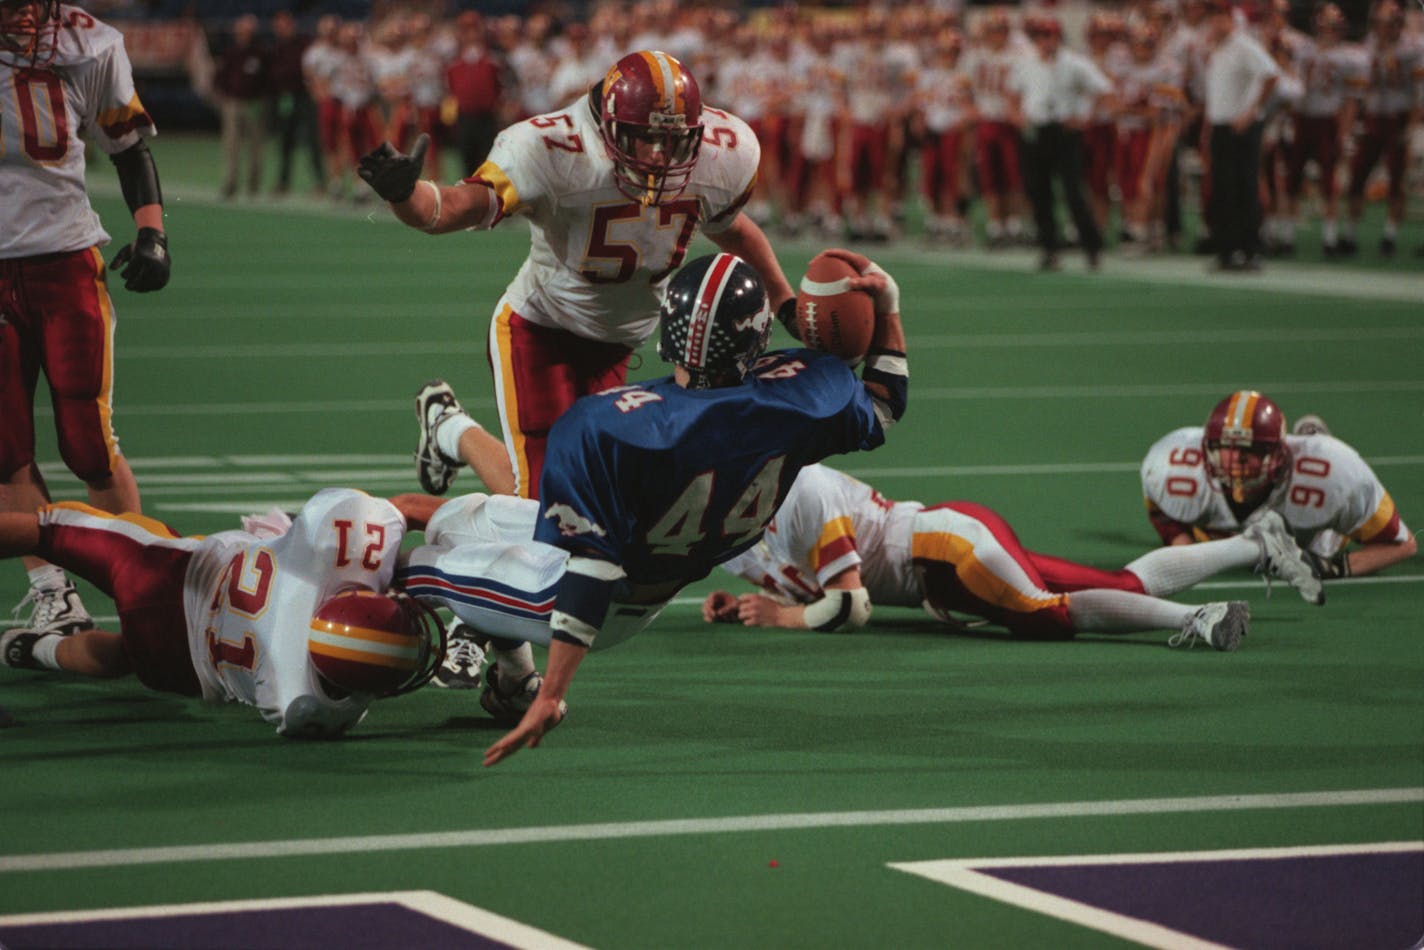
1340, 0, 1423, 257
1, 0, 171, 637
358, 50, 796, 500
1141, 391, 1416, 585
702, 463, 1324, 651
395, 249, 907, 766
0, 489, 445, 738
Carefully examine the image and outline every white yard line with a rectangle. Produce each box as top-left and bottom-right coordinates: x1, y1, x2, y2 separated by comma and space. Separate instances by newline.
1, 788, 1418, 874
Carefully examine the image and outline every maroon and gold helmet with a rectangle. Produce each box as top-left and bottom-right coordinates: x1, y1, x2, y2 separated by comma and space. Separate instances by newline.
597, 50, 704, 206
1202, 391, 1291, 505
0, 0, 61, 66
308, 589, 446, 698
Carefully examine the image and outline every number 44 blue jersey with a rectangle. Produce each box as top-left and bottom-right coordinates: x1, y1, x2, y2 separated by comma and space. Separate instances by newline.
534, 349, 884, 587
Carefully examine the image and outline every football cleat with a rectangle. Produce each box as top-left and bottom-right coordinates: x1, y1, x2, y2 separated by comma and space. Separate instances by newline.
1169, 601, 1250, 652
480, 664, 566, 726
1243, 510, 1325, 605
1, 628, 47, 669
414, 379, 466, 495
1292, 414, 1331, 437
432, 623, 487, 689
13, 582, 92, 636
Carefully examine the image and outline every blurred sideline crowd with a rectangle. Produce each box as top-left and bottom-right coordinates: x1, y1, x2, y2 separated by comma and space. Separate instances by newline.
120, 0, 1424, 262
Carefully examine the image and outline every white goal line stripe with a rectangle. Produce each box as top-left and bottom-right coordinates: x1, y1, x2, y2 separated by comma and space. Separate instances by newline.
2, 788, 1418, 875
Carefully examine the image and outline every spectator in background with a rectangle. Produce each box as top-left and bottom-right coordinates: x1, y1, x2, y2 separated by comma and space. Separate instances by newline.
268, 10, 323, 196
1201, 0, 1279, 271
1341, 0, 1422, 257
215, 13, 268, 199
1008, 14, 1114, 271
547, 22, 601, 109
302, 15, 345, 196
446, 11, 506, 176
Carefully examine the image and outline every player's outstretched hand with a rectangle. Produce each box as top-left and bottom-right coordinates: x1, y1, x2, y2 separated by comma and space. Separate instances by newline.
483, 693, 566, 767
109, 227, 170, 292
358, 133, 429, 203
702, 591, 740, 623
818, 248, 899, 316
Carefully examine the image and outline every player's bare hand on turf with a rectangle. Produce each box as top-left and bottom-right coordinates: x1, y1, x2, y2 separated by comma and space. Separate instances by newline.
702, 591, 740, 623
736, 593, 794, 628
109, 227, 170, 292
358, 133, 429, 203
483, 693, 566, 767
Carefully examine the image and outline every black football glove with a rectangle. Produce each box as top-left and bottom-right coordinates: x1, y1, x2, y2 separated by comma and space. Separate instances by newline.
109, 227, 170, 292
776, 297, 801, 341
357, 133, 429, 203
1304, 549, 1351, 580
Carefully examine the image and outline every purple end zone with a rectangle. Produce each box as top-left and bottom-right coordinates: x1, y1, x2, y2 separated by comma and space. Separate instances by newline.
0, 902, 517, 950
984, 850, 1424, 950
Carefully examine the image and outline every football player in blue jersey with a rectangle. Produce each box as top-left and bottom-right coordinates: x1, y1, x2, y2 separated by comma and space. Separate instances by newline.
397, 248, 907, 766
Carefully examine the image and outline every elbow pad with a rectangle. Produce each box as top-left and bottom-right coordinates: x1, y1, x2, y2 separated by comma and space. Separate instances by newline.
862, 347, 908, 426
109, 140, 163, 212
549, 556, 625, 648
802, 587, 872, 632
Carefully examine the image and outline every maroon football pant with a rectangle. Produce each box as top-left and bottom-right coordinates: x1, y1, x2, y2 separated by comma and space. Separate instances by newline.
0, 247, 126, 483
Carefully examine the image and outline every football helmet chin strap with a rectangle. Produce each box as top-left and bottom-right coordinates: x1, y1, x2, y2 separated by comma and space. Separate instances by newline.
803, 587, 872, 632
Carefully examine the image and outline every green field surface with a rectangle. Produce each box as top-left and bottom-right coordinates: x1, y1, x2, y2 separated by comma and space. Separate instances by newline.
1, 134, 1421, 948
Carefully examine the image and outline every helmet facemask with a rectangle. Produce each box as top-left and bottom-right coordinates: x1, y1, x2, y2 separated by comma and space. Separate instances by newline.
0, 1, 61, 68
1202, 391, 1290, 506
598, 51, 704, 207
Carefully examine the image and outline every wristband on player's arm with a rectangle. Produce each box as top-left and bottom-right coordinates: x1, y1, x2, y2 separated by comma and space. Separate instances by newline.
1305, 549, 1351, 580
802, 587, 872, 632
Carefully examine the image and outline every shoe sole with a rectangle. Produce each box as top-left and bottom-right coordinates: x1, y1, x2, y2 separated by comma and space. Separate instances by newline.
1209, 601, 1250, 652
414, 380, 457, 495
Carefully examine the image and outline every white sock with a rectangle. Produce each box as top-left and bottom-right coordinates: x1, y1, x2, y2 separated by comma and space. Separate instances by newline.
1123, 536, 1260, 597
493, 641, 535, 680
435, 414, 480, 464
1383, 219, 1399, 239
31, 632, 65, 670
27, 565, 67, 591
1322, 218, 1337, 243
1067, 589, 1195, 633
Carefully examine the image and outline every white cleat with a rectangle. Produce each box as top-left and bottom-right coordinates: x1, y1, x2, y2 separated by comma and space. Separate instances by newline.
1292, 414, 1330, 437
1243, 510, 1325, 605
414, 379, 466, 495
1170, 601, 1250, 652
13, 582, 92, 636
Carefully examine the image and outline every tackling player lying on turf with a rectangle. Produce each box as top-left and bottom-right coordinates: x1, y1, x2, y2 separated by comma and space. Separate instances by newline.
1141, 391, 1416, 590
389, 249, 908, 766
0, 489, 445, 739
700, 462, 1323, 651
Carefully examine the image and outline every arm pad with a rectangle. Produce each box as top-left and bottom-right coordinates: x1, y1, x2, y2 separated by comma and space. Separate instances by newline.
549, 555, 626, 648
109, 140, 163, 212
802, 587, 872, 632
861, 347, 908, 427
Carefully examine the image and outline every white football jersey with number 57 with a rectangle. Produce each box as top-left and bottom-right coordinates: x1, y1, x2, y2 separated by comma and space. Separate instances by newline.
466, 98, 759, 346
1140, 427, 1408, 556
